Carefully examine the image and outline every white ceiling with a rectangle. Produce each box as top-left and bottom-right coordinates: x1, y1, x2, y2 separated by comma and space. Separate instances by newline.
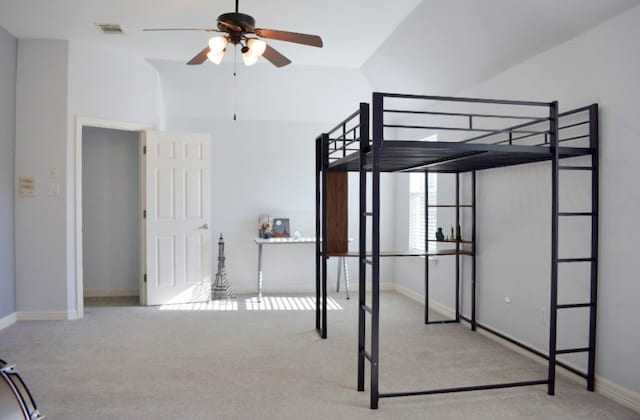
0, 0, 422, 68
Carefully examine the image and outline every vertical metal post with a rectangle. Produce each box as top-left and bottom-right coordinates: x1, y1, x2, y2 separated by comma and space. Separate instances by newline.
315, 136, 322, 332
471, 170, 477, 331
455, 173, 460, 322
321, 133, 329, 339
587, 104, 599, 391
357, 103, 369, 392
425, 171, 430, 324
370, 93, 383, 409
548, 101, 559, 395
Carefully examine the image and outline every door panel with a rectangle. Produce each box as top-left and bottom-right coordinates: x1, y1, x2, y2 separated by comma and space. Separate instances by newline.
145, 131, 212, 305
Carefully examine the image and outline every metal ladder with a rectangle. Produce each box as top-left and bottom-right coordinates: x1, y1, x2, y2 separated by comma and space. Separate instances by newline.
549, 104, 599, 393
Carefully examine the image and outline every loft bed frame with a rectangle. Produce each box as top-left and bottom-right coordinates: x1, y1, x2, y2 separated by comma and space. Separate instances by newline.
314, 92, 599, 409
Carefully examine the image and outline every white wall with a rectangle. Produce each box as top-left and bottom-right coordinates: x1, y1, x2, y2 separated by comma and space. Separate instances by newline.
159, 60, 396, 293
0, 26, 17, 319
82, 127, 140, 297
462, 5, 640, 397
15, 40, 69, 315
380, 3, 640, 399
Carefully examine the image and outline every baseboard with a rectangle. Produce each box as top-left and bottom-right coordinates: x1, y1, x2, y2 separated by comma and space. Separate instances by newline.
17, 311, 75, 321
596, 376, 640, 413
0, 312, 17, 331
392, 284, 640, 414
84, 289, 139, 298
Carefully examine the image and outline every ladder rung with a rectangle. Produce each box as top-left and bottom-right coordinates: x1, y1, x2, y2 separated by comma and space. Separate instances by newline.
558, 165, 592, 171
361, 349, 372, 362
558, 212, 593, 216
557, 303, 593, 309
558, 258, 594, 263
363, 212, 373, 216
426, 319, 458, 325
362, 258, 373, 265
361, 304, 372, 314
556, 347, 591, 355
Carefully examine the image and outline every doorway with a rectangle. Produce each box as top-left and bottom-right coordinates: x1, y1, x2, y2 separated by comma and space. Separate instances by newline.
82, 126, 141, 305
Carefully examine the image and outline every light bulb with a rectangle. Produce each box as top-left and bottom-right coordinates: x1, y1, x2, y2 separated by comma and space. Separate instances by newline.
247, 38, 267, 57
208, 36, 228, 54
207, 49, 225, 64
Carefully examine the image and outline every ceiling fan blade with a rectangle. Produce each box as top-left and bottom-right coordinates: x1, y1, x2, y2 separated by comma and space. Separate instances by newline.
262, 44, 292, 68
187, 47, 211, 65
143, 28, 220, 32
255, 28, 323, 47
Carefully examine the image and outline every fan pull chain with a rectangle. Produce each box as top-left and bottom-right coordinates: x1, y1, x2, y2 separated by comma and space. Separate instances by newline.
233, 45, 238, 121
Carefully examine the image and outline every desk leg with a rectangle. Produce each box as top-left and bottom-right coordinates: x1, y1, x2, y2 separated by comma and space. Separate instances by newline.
336, 258, 342, 293
257, 243, 263, 303
343, 257, 351, 300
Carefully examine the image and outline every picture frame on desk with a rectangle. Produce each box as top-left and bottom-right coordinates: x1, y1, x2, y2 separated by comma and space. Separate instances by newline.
272, 218, 290, 238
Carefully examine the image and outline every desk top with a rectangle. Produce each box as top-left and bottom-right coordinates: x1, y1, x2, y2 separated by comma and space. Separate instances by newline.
254, 237, 317, 244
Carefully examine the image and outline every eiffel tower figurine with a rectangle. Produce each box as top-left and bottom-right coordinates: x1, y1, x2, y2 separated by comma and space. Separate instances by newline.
211, 233, 235, 300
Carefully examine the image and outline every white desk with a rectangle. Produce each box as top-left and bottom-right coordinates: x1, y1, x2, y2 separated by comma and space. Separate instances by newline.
254, 237, 350, 302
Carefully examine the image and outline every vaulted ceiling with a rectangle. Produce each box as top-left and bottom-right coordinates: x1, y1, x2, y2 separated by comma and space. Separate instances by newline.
1, 0, 638, 99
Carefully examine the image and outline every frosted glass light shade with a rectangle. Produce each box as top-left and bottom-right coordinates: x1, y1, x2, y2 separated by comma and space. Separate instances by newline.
208, 36, 228, 54
207, 50, 225, 64
247, 38, 267, 57
242, 50, 259, 66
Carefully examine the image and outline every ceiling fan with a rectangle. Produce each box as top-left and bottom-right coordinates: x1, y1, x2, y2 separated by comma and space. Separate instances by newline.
143, 0, 323, 68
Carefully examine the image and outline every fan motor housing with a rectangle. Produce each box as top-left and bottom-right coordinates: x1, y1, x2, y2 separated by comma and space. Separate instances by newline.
217, 12, 255, 33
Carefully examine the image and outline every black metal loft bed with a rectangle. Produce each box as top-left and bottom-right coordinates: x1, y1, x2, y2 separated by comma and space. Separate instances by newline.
314, 92, 599, 409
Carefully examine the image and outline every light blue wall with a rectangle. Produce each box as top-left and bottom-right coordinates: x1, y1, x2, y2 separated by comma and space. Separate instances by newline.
0, 26, 17, 319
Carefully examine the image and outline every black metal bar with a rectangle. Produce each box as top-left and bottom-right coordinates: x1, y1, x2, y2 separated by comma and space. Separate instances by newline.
315, 136, 322, 333
370, 92, 383, 410
362, 304, 372, 315
558, 165, 592, 170
327, 109, 360, 136
376, 91, 552, 107
425, 171, 430, 324
587, 103, 599, 392
321, 133, 329, 339
471, 170, 477, 331
558, 134, 590, 143
559, 120, 589, 130
559, 104, 593, 117
495, 130, 548, 145
358, 103, 369, 393
459, 315, 591, 380
426, 319, 459, 324
558, 361, 589, 379
557, 303, 592, 309
363, 258, 373, 265
383, 124, 544, 135
558, 258, 594, 263
361, 350, 372, 362
455, 173, 460, 322
558, 212, 593, 216
379, 380, 549, 399
365, 212, 373, 216
556, 347, 590, 355
383, 108, 542, 120
548, 100, 559, 396
461, 116, 549, 144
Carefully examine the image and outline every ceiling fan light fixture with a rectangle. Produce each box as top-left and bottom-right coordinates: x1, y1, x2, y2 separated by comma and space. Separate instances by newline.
247, 38, 267, 57
208, 36, 229, 54
207, 49, 225, 64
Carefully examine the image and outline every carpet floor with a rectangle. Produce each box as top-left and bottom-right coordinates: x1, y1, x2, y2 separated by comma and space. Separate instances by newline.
0, 292, 637, 419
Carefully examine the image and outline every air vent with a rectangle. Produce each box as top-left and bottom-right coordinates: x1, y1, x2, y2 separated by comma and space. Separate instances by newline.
96, 23, 125, 34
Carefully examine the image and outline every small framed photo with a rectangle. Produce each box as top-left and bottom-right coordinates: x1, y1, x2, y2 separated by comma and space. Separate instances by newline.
272, 218, 290, 238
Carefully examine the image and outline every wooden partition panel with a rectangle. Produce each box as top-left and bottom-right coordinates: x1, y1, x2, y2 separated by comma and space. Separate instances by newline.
326, 171, 348, 254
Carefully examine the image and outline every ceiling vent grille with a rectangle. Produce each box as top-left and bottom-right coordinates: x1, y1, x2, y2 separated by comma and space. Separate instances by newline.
97, 23, 125, 34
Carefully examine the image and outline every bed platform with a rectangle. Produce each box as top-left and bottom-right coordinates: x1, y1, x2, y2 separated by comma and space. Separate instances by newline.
315, 93, 598, 409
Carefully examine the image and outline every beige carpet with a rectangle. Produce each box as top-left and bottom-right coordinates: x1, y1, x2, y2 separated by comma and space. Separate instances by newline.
0, 292, 637, 419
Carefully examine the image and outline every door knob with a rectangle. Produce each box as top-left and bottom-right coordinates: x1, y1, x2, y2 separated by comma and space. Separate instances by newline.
198, 223, 209, 230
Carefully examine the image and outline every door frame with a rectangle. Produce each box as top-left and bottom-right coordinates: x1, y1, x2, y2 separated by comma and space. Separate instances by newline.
74, 116, 152, 318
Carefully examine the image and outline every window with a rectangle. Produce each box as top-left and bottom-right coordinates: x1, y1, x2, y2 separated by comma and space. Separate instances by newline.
409, 172, 437, 252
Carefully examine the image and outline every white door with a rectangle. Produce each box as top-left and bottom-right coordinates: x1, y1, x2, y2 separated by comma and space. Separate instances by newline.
144, 131, 212, 305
